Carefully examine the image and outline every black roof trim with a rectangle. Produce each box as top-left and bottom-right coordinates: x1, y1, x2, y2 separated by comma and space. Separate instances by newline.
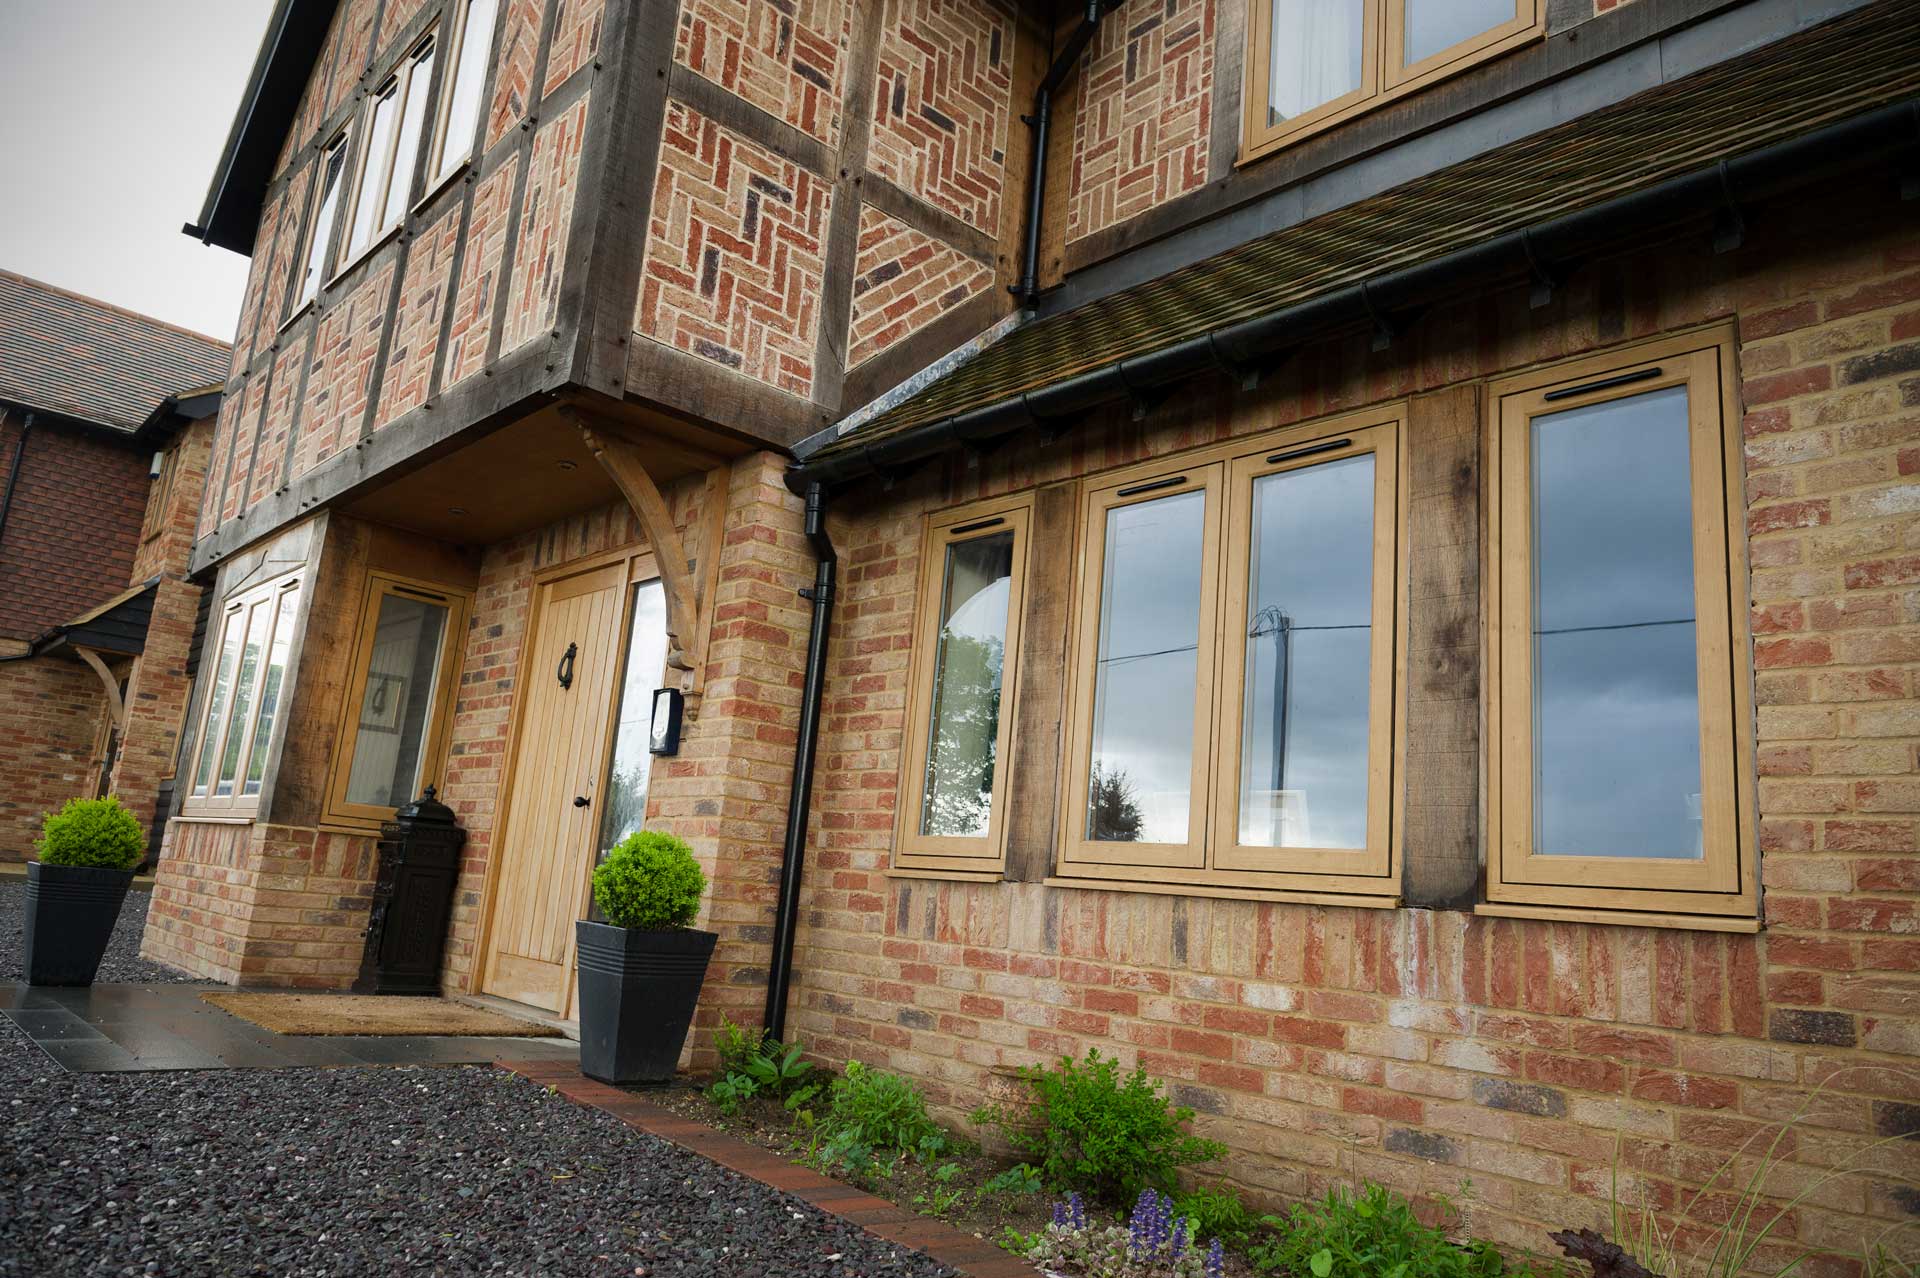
188, 0, 339, 255
32, 580, 161, 661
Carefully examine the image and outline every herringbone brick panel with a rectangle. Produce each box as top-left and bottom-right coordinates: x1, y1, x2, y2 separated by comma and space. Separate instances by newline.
636, 103, 832, 400
849, 205, 993, 368
675, 0, 850, 147
445, 155, 520, 387
376, 206, 461, 429
295, 263, 394, 481
868, 0, 1015, 235
503, 95, 591, 357
1069, 0, 1213, 242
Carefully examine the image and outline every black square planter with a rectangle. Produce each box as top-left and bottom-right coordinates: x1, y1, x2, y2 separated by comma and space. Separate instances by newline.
574, 921, 717, 1085
23, 862, 135, 986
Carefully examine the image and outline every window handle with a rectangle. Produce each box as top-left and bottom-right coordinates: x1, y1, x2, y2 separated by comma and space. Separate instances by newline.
1266, 437, 1351, 465
1542, 366, 1662, 401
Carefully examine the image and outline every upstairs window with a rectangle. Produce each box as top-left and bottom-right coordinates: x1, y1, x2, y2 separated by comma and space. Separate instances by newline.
342, 36, 437, 267
894, 495, 1033, 876
429, 0, 499, 186
1484, 328, 1757, 924
185, 572, 304, 817
289, 133, 349, 315
1246, 0, 1541, 160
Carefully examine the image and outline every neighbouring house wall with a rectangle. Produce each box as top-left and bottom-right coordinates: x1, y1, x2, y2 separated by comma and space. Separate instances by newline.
0, 658, 106, 862
0, 408, 149, 643
775, 187, 1920, 1261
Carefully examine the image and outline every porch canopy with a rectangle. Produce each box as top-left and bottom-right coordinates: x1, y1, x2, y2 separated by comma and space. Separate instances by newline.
788, 2, 1920, 494
30, 579, 161, 732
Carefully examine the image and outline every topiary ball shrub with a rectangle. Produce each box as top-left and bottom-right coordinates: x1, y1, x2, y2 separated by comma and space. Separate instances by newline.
592, 830, 707, 930
36, 796, 145, 871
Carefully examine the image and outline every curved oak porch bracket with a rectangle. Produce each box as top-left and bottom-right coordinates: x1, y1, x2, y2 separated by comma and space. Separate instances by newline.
73, 645, 127, 732
568, 409, 708, 708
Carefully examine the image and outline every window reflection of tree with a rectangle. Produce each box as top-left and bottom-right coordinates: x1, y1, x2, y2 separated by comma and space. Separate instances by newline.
921, 632, 1003, 837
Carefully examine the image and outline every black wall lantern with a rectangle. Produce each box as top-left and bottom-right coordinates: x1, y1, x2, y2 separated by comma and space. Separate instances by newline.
650, 686, 683, 756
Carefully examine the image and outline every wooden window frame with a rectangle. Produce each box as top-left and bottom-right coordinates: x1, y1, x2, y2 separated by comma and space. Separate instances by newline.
425, 0, 500, 192
287, 130, 351, 320
338, 33, 438, 277
1054, 407, 1406, 900
1242, 0, 1541, 164
181, 571, 305, 819
141, 446, 178, 543
321, 571, 472, 830
1484, 327, 1758, 922
892, 493, 1035, 877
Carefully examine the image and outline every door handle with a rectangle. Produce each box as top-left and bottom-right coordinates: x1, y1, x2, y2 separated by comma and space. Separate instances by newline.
573, 795, 590, 808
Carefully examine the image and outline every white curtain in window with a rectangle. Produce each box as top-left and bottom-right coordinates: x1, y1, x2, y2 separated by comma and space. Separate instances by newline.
1269, 0, 1364, 123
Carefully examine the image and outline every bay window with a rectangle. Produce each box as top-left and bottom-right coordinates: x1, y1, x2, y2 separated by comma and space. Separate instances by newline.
1484, 328, 1757, 924
1246, 0, 1540, 160
184, 572, 305, 817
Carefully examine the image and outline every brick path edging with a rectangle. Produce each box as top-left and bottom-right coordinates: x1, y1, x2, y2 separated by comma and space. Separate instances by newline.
497, 1059, 1038, 1278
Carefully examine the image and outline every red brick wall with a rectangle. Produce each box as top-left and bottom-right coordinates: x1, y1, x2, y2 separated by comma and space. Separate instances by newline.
0, 657, 105, 862
849, 206, 994, 369
376, 205, 462, 428
445, 156, 520, 387
0, 409, 149, 642
780, 192, 1920, 1262
674, 0, 851, 146
292, 263, 395, 482
500, 93, 590, 358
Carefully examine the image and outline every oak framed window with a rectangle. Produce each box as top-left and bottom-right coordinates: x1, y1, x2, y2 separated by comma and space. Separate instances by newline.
426, 0, 500, 189
141, 445, 179, 542
340, 34, 438, 271
182, 571, 305, 818
1484, 327, 1758, 925
1243, 0, 1541, 162
323, 572, 471, 827
1057, 408, 1404, 900
288, 131, 350, 317
893, 494, 1033, 876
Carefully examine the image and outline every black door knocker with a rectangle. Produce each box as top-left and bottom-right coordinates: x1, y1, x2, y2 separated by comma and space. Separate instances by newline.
556, 641, 577, 691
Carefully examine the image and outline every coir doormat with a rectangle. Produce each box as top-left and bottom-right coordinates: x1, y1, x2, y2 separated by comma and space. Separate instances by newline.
201, 992, 561, 1037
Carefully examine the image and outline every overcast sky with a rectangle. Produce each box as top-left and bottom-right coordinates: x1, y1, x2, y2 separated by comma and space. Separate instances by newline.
0, 2, 271, 342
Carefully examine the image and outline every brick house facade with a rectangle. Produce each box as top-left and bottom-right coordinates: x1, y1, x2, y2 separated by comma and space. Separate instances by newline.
0, 273, 228, 860
153, 0, 1917, 1265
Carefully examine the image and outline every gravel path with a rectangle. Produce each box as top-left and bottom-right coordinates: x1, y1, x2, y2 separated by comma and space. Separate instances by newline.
0, 882, 198, 985
1, 883, 954, 1277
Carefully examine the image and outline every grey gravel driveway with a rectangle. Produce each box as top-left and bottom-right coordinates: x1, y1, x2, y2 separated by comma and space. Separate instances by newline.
1, 882, 954, 1277
0, 882, 197, 984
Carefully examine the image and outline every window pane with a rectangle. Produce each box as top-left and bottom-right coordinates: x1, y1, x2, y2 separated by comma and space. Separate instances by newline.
920, 531, 1015, 838
345, 592, 451, 808
1269, 0, 1364, 123
191, 614, 243, 796
1240, 455, 1374, 849
243, 587, 301, 797
1087, 489, 1205, 844
384, 47, 435, 229
346, 90, 398, 261
295, 142, 347, 308
437, 0, 498, 182
214, 602, 272, 797
1531, 384, 1703, 859
1403, 0, 1511, 65
598, 581, 670, 855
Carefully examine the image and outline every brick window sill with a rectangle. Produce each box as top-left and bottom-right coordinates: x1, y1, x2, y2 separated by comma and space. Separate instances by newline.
1475, 902, 1761, 933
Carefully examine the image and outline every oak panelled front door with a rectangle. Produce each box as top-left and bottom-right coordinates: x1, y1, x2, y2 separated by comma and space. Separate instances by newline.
480, 560, 626, 1014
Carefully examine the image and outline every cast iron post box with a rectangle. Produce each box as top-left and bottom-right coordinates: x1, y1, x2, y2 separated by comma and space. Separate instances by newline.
354, 786, 466, 995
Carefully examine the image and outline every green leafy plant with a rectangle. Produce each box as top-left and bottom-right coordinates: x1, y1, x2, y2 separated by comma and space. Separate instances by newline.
914, 1162, 967, 1217
824, 1061, 949, 1157
590, 830, 706, 929
709, 1073, 759, 1116
712, 1015, 766, 1077
1172, 1185, 1257, 1247
972, 1049, 1226, 1205
36, 796, 144, 870
983, 1163, 1046, 1198
1247, 1183, 1517, 1278
743, 1039, 815, 1098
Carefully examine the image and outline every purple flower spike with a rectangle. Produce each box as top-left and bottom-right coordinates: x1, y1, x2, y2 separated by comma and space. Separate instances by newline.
1068, 1191, 1086, 1232
1051, 1200, 1067, 1229
1206, 1237, 1227, 1278
1171, 1217, 1189, 1259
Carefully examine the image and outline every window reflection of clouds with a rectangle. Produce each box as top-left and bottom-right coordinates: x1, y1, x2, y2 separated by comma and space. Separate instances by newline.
1531, 384, 1704, 859
598, 581, 669, 857
1088, 490, 1206, 843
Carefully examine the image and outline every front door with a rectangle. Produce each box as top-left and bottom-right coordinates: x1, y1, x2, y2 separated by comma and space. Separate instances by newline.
480, 560, 627, 1014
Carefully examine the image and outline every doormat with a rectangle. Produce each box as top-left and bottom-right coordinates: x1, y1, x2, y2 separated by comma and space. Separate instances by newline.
201, 993, 562, 1038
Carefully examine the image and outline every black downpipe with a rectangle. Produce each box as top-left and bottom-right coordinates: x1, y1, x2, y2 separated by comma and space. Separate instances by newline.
0, 410, 36, 555
1012, 0, 1114, 306
763, 482, 837, 1041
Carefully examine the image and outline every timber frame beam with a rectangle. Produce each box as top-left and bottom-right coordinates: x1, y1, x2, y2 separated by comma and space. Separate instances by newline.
73, 646, 127, 732
565, 405, 716, 710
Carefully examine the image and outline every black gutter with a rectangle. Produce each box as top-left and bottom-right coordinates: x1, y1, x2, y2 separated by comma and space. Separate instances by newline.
0, 410, 36, 561
763, 482, 838, 1041
1011, 0, 1121, 307
795, 97, 1920, 494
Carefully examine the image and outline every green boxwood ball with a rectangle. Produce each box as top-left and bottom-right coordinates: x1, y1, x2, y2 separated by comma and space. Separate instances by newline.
592, 830, 707, 930
37, 796, 145, 871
